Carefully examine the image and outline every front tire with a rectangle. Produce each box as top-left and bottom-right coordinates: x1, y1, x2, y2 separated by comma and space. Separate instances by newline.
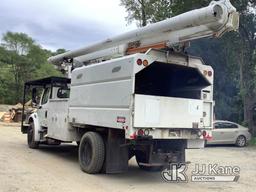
27, 122, 39, 149
79, 132, 105, 174
236, 135, 246, 147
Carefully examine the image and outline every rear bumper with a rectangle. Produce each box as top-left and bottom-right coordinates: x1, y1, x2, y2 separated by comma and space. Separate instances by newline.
246, 133, 252, 141
129, 128, 203, 140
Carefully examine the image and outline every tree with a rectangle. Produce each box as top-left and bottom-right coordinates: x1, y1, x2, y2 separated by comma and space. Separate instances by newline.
235, 6, 256, 136
120, 0, 173, 26
54, 48, 67, 55
1, 32, 34, 55
121, 0, 150, 26
0, 32, 61, 104
120, 0, 209, 26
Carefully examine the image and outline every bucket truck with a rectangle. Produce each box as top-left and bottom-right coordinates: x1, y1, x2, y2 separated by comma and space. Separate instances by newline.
21, 0, 239, 174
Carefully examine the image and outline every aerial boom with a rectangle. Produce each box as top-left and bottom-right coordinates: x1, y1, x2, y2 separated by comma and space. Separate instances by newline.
48, 0, 239, 65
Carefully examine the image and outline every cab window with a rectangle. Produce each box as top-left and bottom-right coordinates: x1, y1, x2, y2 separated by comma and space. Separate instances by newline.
41, 87, 51, 105
57, 87, 70, 98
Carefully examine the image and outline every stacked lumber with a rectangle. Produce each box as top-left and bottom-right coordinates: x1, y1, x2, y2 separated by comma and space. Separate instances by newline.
2, 112, 12, 123
0, 101, 35, 123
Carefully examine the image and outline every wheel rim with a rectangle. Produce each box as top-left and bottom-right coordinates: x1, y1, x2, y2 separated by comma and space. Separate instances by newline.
81, 140, 92, 167
237, 137, 245, 146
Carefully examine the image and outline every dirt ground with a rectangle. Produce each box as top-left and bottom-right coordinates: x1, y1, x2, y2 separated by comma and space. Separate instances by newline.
0, 105, 12, 112
0, 122, 255, 192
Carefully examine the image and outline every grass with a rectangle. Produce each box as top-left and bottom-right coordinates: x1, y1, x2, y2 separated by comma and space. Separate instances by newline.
249, 137, 256, 146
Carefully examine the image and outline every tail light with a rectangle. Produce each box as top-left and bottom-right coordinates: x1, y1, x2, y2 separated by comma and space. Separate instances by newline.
137, 129, 144, 136
143, 60, 149, 66
208, 71, 213, 77
137, 59, 142, 65
130, 132, 137, 139
202, 130, 207, 137
203, 70, 213, 77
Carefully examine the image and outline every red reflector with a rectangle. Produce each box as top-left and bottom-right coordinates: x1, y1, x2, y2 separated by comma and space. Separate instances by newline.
202, 131, 207, 137
137, 129, 144, 136
117, 116, 126, 123
130, 132, 137, 139
205, 135, 213, 140
143, 60, 149, 66
208, 71, 213, 77
202, 130, 212, 140
137, 59, 142, 65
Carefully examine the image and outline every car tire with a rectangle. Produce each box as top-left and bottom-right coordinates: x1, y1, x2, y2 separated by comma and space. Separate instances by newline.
27, 121, 39, 149
236, 135, 247, 147
79, 132, 105, 174
204, 140, 207, 147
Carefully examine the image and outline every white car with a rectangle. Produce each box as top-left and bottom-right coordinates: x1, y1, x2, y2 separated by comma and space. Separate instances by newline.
206, 120, 251, 147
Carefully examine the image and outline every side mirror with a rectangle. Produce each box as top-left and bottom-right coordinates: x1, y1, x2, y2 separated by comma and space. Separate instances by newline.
32, 88, 37, 104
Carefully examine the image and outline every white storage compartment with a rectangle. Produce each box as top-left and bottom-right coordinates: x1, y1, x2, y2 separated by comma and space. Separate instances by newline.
134, 94, 203, 128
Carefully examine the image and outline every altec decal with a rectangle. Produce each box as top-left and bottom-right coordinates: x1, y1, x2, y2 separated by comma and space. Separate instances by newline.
117, 116, 126, 123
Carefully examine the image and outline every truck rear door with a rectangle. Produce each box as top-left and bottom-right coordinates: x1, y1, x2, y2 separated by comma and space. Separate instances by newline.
134, 94, 203, 128
133, 62, 211, 129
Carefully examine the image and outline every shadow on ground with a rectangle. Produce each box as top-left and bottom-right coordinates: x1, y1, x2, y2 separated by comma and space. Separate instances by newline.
35, 143, 166, 183
38, 144, 79, 162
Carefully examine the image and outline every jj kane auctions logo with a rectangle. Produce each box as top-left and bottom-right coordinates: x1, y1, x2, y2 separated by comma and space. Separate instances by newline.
161, 163, 240, 183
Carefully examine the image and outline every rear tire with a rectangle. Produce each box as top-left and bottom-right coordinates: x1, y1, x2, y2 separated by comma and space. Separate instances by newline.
79, 132, 105, 174
236, 135, 246, 147
27, 122, 39, 149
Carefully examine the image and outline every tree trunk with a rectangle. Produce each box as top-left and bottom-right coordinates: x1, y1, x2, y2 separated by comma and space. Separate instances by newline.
244, 96, 256, 136
140, 0, 147, 27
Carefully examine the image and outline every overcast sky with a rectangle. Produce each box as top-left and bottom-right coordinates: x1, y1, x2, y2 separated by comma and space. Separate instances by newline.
0, 0, 136, 51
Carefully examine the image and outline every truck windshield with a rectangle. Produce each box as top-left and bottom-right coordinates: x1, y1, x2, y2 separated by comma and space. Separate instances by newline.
135, 62, 210, 99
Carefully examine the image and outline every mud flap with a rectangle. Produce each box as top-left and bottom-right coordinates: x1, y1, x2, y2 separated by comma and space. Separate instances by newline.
135, 139, 187, 167
21, 124, 29, 134
105, 129, 129, 173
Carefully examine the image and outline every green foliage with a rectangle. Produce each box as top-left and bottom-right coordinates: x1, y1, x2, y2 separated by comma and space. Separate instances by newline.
2, 31, 34, 55
249, 137, 256, 146
120, 0, 173, 26
0, 32, 62, 104
120, 0, 209, 25
54, 48, 67, 55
